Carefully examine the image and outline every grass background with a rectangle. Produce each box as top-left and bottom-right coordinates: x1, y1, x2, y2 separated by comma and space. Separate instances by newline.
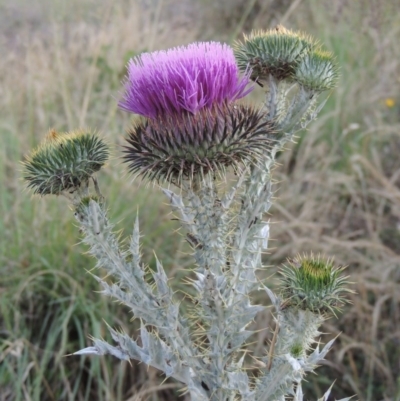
1, 0, 400, 400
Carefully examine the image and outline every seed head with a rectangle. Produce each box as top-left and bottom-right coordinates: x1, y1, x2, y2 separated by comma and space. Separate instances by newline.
123, 103, 277, 184
119, 42, 253, 119
280, 254, 351, 315
23, 129, 109, 195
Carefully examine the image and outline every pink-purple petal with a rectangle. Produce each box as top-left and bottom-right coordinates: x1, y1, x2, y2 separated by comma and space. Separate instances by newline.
119, 42, 253, 119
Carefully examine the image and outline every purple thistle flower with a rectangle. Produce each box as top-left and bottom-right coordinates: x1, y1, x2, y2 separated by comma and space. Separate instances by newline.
119, 42, 253, 119
120, 41, 275, 185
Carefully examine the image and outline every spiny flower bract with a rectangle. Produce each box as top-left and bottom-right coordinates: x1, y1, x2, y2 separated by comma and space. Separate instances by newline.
119, 42, 253, 119
233, 25, 317, 82
280, 254, 351, 315
124, 103, 277, 184
23, 129, 109, 195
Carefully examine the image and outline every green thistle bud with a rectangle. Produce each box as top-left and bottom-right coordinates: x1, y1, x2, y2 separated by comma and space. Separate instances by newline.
294, 50, 339, 91
290, 342, 304, 358
233, 25, 317, 82
23, 129, 109, 195
280, 254, 351, 315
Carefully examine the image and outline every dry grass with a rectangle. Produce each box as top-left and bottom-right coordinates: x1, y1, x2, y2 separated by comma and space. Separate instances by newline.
1, 0, 400, 400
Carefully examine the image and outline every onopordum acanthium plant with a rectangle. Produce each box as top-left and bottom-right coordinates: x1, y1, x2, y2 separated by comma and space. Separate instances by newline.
23, 27, 353, 401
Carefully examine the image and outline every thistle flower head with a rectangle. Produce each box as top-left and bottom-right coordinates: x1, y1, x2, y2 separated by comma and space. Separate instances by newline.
124, 103, 277, 184
280, 254, 351, 315
120, 42, 275, 184
23, 129, 109, 195
233, 25, 317, 82
294, 50, 339, 91
119, 42, 253, 119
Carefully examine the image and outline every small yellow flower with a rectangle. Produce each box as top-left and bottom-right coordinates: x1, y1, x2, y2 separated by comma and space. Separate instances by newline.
385, 98, 395, 108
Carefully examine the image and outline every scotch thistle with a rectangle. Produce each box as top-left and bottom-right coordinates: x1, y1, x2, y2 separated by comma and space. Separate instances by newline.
23, 27, 352, 401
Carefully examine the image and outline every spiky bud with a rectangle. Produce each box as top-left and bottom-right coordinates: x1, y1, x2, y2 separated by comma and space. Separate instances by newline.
294, 50, 339, 91
124, 103, 277, 183
280, 254, 351, 315
233, 26, 317, 82
23, 129, 109, 195
289, 342, 304, 358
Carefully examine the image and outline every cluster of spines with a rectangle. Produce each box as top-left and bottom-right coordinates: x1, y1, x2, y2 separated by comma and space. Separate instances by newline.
233, 25, 338, 91
23, 129, 109, 195
123, 103, 277, 185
